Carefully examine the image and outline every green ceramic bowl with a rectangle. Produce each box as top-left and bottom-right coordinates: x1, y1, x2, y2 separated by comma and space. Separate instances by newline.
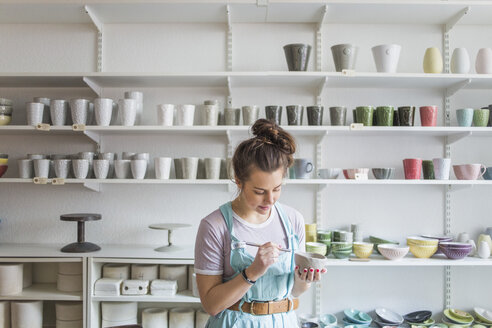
306, 242, 328, 256
332, 249, 351, 259
444, 309, 474, 324
318, 230, 332, 241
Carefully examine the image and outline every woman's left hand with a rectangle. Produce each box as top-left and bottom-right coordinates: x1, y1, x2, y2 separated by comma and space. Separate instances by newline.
294, 266, 326, 283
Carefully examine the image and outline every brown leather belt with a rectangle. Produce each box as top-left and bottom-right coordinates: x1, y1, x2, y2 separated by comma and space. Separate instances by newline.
229, 298, 299, 315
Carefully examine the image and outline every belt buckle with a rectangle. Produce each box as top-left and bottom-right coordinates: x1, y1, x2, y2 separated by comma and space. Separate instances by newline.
250, 301, 256, 315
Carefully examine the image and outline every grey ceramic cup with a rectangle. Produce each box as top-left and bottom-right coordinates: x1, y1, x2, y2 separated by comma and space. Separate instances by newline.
33, 159, 50, 178
98, 152, 115, 179
329, 106, 347, 126
70, 99, 90, 125
242, 106, 259, 125
432, 158, 451, 180
197, 158, 206, 179
286, 105, 303, 125
72, 159, 89, 179
26, 102, 44, 126
33, 97, 51, 124
182, 157, 199, 179
18, 159, 33, 179
204, 157, 221, 179
265, 106, 282, 125
173, 158, 182, 179
130, 159, 147, 179
50, 100, 68, 126
225, 108, 240, 125
331, 44, 359, 72
94, 98, 114, 126
292, 159, 314, 179
114, 159, 131, 179
203, 104, 219, 126
54, 159, 71, 179
93, 159, 110, 179
283, 43, 311, 71
372, 168, 395, 179
307, 106, 323, 126
78, 152, 95, 178
317, 168, 341, 179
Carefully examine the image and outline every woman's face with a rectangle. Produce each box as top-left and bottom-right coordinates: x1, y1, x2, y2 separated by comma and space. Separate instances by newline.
237, 166, 285, 215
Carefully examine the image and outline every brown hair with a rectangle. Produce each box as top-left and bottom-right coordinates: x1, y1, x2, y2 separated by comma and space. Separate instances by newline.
232, 119, 296, 183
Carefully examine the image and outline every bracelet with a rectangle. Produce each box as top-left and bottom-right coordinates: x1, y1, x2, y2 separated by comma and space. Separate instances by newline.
241, 269, 256, 285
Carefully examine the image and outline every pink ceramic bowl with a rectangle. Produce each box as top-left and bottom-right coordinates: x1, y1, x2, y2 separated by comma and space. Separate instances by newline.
378, 244, 409, 260
453, 164, 486, 180
343, 168, 369, 179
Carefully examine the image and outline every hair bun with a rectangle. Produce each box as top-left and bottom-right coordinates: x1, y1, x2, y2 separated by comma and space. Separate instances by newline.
251, 119, 296, 155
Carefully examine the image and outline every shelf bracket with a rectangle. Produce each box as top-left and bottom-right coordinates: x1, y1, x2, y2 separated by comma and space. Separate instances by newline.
316, 5, 328, 72
83, 130, 101, 145
226, 5, 232, 72
227, 76, 232, 107
83, 181, 100, 192
446, 79, 471, 97
316, 77, 327, 106
83, 77, 102, 97
85, 5, 103, 72
445, 7, 469, 33
447, 131, 471, 145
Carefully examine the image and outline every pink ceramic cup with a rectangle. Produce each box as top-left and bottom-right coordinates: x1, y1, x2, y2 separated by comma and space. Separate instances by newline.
420, 106, 438, 126
453, 164, 486, 180
403, 158, 422, 179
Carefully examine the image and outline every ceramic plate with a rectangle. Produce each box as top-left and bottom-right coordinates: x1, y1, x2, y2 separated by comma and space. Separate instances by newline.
376, 308, 404, 324
404, 311, 433, 323
344, 309, 372, 324
342, 318, 371, 328
444, 309, 474, 324
320, 313, 337, 327
475, 308, 492, 324
442, 315, 473, 327
407, 319, 436, 327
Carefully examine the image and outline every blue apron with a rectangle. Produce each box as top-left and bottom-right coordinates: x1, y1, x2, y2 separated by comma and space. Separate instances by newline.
206, 201, 299, 328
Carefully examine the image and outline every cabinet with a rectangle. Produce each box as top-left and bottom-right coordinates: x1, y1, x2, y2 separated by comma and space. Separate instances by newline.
1, 1, 492, 327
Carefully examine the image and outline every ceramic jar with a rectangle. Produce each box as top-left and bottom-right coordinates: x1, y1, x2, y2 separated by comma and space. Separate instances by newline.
169, 308, 194, 328
476, 48, 492, 74
11, 301, 43, 328
142, 308, 168, 328
160, 265, 188, 291
371, 44, 401, 73
423, 47, 443, 73
131, 264, 158, 281
103, 263, 130, 279
451, 48, 470, 73
0, 264, 23, 296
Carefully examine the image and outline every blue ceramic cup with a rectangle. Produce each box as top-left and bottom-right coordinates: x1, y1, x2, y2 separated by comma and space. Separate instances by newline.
483, 167, 492, 180
456, 108, 474, 127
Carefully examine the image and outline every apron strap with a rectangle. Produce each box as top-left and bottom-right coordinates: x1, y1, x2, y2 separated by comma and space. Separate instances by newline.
219, 202, 239, 242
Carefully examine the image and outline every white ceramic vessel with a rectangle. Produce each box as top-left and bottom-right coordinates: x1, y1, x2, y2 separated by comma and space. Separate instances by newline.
11, 300, 43, 328
0, 264, 23, 296
476, 48, 492, 74
124, 91, 143, 125
478, 241, 490, 259
176, 104, 195, 126
0, 301, 10, 328
169, 308, 194, 328
157, 104, 174, 126
94, 98, 114, 126
142, 308, 168, 328
118, 98, 137, 126
371, 44, 401, 73
131, 264, 158, 281
103, 263, 130, 279
101, 302, 137, 322
450, 48, 470, 73
160, 265, 188, 291
55, 302, 83, 321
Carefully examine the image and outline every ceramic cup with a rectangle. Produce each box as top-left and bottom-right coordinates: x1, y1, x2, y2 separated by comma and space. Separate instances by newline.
478, 240, 491, 258
118, 98, 137, 126
331, 44, 358, 72
72, 159, 89, 179
131, 159, 147, 179
174, 158, 183, 179
33, 97, 51, 124
403, 158, 422, 179
49, 99, 69, 126
372, 168, 394, 179
54, 159, 71, 179
306, 106, 323, 126
124, 91, 143, 125
356, 106, 374, 126
114, 159, 131, 179
420, 106, 438, 127
371, 44, 401, 73
157, 104, 174, 126
376, 106, 394, 126
204, 157, 221, 179
329, 106, 346, 126
432, 158, 451, 180
182, 157, 199, 179
224, 107, 240, 125
33, 159, 50, 178
292, 159, 313, 179
456, 108, 474, 127
176, 104, 195, 126
203, 104, 219, 126
69, 99, 90, 125
26, 102, 44, 126
478, 234, 492, 255
422, 160, 435, 180
155, 157, 172, 180
476, 48, 492, 74
473, 108, 490, 127
423, 47, 443, 73
18, 159, 33, 179
78, 152, 95, 178
453, 164, 486, 180
286, 105, 303, 125
94, 98, 114, 126
457, 232, 470, 243
398, 106, 416, 126
98, 152, 115, 179
483, 167, 492, 180
283, 43, 311, 71
451, 48, 470, 74
93, 159, 110, 179
265, 106, 282, 125
242, 105, 259, 126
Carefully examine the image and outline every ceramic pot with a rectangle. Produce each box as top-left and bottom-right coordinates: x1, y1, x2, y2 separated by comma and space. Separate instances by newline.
142, 308, 168, 328
419, 106, 438, 126
58, 262, 82, 275
159, 265, 188, 291
101, 302, 137, 321
55, 302, 83, 321
372, 44, 401, 73
456, 108, 474, 127
11, 301, 43, 328
451, 48, 470, 73
283, 43, 311, 71
476, 48, 492, 74
423, 47, 443, 73
286, 105, 303, 125
0, 264, 23, 296
403, 158, 422, 180
0, 301, 9, 328
331, 44, 358, 72
103, 263, 130, 279
169, 308, 194, 328
131, 264, 158, 281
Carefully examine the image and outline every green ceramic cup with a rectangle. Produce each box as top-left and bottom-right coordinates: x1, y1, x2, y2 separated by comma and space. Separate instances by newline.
422, 160, 435, 179
356, 106, 374, 126
376, 106, 394, 126
473, 109, 490, 127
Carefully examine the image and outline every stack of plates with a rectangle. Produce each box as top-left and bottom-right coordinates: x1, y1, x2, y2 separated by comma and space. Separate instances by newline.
374, 308, 404, 327
403, 310, 433, 326
442, 309, 474, 327
474, 308, 492, 326
343, 308, 372, 328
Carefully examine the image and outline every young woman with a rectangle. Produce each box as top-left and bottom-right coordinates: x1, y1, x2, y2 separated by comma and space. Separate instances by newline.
195, 119, 326, 327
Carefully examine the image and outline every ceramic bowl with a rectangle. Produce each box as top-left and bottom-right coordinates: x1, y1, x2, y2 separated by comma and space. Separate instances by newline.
0, 114, 12, 126
295, 251, 328, 271
353, 242, 374, 259
0, 105, 12, 115
317, 230, 332, 242
0, 98, 12, 106
409, 244, 438, 258
333, 249, 352, 259
0, 154, 8, 159
474, 308, 492, 324
407, 236, 439, 246
403, 310, 432, 323
370, 236, 399, 254
406, 318, 436, 327
320, 313, 337, 327
375, 308, 404, 325
344, 309, 372, 324
372, 168, 395, 179
306, 242, 328, 256
0, 165, 7, 178
331, 241, 352, 250
343, 168, 370, 179
442, 316, 472, 327
318, 168, 342, 179
439, 243, 472, 260
343, 321, 371, 328
0, 158, 7, 165
374, 319, 399, 327
378, 244, 409, 260
444, 309, 474, 324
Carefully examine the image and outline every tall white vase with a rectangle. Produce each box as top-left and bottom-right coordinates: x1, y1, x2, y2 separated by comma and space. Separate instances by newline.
450, 48, 470, 73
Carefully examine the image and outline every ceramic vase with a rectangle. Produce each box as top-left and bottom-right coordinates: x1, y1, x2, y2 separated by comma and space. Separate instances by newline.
476, 48, 492, 74
371, 44, 401, 73
450, 48, 470, 74
423, 47, 443, 73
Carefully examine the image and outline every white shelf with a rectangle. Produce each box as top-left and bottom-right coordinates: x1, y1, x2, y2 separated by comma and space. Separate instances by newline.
325, 254, 492, 266
92, 290, 200, 303
0, 283, 82, 301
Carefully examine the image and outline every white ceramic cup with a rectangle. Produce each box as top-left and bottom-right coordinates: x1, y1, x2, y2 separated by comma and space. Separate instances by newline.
118, 98, 137, 126
157, 104, 174, 126
457, 232, 470, 243
182, 157, 199, 180
33, 159, 50, 178
50, 99, 68, 126
98, 152, 115, 179
94, 98, 114, 126
476, 48, 492, 74
114, 160, 131, 179
72, 159, 89, 179
124, 91, 143, 125
155, 157, 172, 179
54, 159, 71, 179
204, 157, 221, 179
176, 104, 195, 126
242, 105, 259, 125
432, 158, 451, 180
33, 97, 51, 124
93, 159, 110, 179
18, 159, 33, 179
11, 300, 43, 328
26, 102, 44, 126
70, 99, 90, 125
142, 308, 168, 328
169, 308, 194, 328
202, 104, 219, 126
130, 159, 147, 179
78, 151, 95, 178
371, 44, 401, 73
451, 48, 470, 74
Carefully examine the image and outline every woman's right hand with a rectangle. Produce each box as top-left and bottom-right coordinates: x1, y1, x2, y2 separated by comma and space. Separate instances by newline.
245, 242, 280, 281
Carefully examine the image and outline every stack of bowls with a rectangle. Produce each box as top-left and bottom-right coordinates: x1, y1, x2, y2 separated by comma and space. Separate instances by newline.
0, 98, 13, 126
407, 236, 439, 259
319, 313, 337, 328
442, 309, 474, 327
474, 307, 492, 326
438, 242, 473, 260
403, 310, 433, 326
333, 230, 353, 243
375, 308, 404, 327
317, 230, 332, 255
343, 309, 372, 328
0, 154, 7, 178
353, 242, 374, 259
378, 244, 409, 260
306, 242, 327, 256
331, 242, 352, 259
369, 236, 399, 254
421, 234, 453, 254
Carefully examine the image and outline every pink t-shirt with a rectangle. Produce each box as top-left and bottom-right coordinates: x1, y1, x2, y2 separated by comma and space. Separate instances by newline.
194, 203, 305, 279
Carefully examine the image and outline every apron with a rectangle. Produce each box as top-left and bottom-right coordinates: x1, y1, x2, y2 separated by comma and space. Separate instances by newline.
206, 201, 299, 328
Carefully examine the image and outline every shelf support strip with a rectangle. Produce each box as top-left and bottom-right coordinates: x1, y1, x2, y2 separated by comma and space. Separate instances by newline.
226, 5, 233, 72
316, 5, 328, 72
85, 5, 103, 72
